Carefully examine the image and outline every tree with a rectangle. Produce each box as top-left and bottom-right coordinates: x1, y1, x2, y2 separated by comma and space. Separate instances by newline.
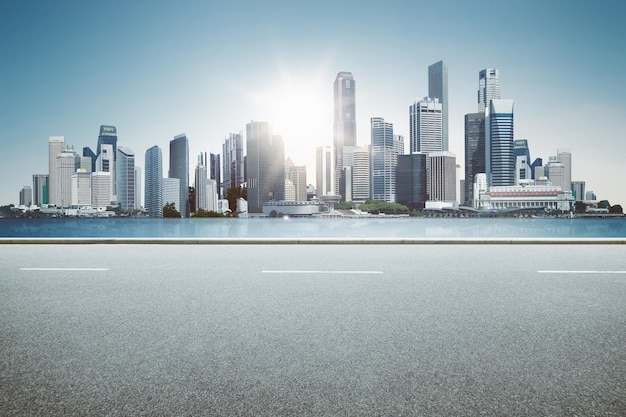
163, 202, 181, 218
193, 208, 223, 218
609, 205, 623, 214
598, 200, 611, 209
337, 201, 356, 210
225, 186, 247, 213
359, 200, 409, 214
188, 186, 196, 214
574, 201, 588, 214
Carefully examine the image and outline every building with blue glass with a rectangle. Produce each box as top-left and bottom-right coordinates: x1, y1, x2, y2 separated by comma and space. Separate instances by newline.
370, 117, 403, 202
169, 134, 189, 217
486, 99, 514, 187
144, 145, 163, 217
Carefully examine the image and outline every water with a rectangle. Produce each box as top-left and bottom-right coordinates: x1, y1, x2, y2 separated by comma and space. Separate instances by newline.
1, 216, 625, 238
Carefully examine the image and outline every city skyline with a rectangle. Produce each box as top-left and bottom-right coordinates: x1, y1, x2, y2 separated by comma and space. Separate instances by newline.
2, 1, 625, 206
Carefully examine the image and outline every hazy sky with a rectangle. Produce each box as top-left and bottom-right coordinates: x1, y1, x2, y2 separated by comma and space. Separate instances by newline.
2, 0, 625, 206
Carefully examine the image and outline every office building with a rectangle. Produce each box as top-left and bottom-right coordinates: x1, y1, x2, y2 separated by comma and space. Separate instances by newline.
116, 146, 135, 211
91, 172, 111, 209
478, 69, 500, 113
246, 121, 285, 212
428, 60, 448, 150
48, 136, 64, 206
485, 99, 514, 187
169, 134, 189, 217
396, 153, 427, 208
134, 167, 142, 210
342, 146, 370, 202
32, 174, 48, 206
571, 181, 585, 202
96, 125, 118, 196
207, 179, 218, 212
56, 146, 78, 208
195, 153, 208, 212
222, 133, 245, 193
464, 112, 485, 206
163, 177, 181, 213
19, 186, 32, 207
71, 170, 92, 206
96, 143, 115, 203
545, 157, 565, 190
316, 145, 335, 198
209, 153, 221, 198
557, 149, 572, 193
429, 152, 457, 202
371, 118, 403, 202
333, 72, 356, 196
145, 145, 163, 217
410, 98, 443, 154
514, 139, 532, 185
285, 158, 307, 202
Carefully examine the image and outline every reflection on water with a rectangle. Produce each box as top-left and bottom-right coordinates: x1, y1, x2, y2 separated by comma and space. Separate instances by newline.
1, 217, 625, 238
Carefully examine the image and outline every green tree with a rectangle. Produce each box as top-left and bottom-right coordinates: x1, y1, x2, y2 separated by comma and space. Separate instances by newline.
598, 200, 611, 209
359, 200, 409, 214
225, 186, 247, 213
609, 205, 623, 214
193, 208, 223, 218
337, 201, 356, 210
163, 202, 181, 218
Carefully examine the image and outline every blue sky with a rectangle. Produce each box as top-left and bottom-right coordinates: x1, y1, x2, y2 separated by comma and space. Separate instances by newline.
1, 0, 625, 206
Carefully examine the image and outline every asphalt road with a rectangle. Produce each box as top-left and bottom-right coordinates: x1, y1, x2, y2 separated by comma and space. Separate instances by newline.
1, 244, 625, 416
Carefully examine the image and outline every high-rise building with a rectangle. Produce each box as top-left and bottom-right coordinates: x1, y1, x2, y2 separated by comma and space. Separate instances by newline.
71, 170, 92, 206
48, 136, 64, 206
19, 186, 32, 206
134, 167, 142, 210
478, 69, 500, 113
464, 112, 486, 206
96, 143, 115, 203
222, 132, 245, 193
429, 152, 457, 202
169, 134, 190, 217
32, 174, 48, 206
145, 145, 163, 217
333, 72, 356, 196
246, 121, 284, 212
557, 149, 572, 193
571, 181, 585, 201
342, 146, 370, 202
485, 99, 514, 187
56, 146, 78, 208
163, 177, 181, 214
116, 146, 135, 211
83, 147, 97, 173
410, 97, 443, 154
91, 172, 111, 209
316, 145, 335, 198
514, 139, 532, 185
96, 125, 118, 196
370, 118, 403, 202
428, 60, 448, 151
209, 153, 221, 198
195, 153, 208, 212
285, 158, 307, 202
545, 156, 565, 190
396, 153, 427, 208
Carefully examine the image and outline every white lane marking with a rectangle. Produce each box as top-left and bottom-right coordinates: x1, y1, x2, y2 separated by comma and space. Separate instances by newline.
262, 270, 383, 274
538, 270, 626, 274
19, 268, 109, 271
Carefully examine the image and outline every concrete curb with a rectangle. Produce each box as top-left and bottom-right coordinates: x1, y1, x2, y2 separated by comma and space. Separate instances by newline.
1, 237, 625, 245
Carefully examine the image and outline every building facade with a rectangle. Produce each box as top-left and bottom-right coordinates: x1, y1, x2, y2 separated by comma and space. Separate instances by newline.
71, 170, 92, 206
486, 99, 514, 187
464, 112, 485, 206
478, 69, 500, 113
116, 146, 135, 211
514, 139, 532, 185
222, 132, 245, 193
333, 72, 356, 196
91, 172, 111, 209
428, 60, 448, 151
246, 121, 285, 212
396, 153, 427, 208
32, 174, 48, 206
316, 145, 335, 198
410, 97, 443, 154
48, 136, 64, 206
145, 145, 163, 217
56, 147, 77, 208
169, 134, 189, 217
370, 118, 403, 202
285, 158, 307, 202
163, 177, 181, 213
428, 152, 457, 202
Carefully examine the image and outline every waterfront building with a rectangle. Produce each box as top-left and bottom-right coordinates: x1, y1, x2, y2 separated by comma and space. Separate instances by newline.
316, 145, 335, 198
246, 121, 284, 212
83, 147, 97, 173
32, 174, 48, 206
514, 139, 532, 185
429, 151, 457, 203
96, 143, 115, 203
209, 153, 221, 199
144, 145, 163, 217
557, 149, 572, 193
163, 177, 181, 214
370, 118, 403, 202
56, 146, 78, 208
116, 146, 135, 211
531, 158, 543, 180
222, 133, 245, 193
544, 157, 565, 191
71, 170, 92, 206
195, 153, 208, 212
478, 69, 500, 113
91, 172, 111, 209
485, 99, 514, 187
428, 60, 448, 150
285, 158, 307, 202
48, 136, 64, 206
342, 146, 370, 202
207, 179, 218, 212
262, 200, 327, 216
473, 173, 488, 208
96, 125, 118, 196
478, 183, 574, 212
464, 112, 485, 206
19, 186, 32, 207
333, 72, 356, 196
571, 181, 585, 202
585, 190, 596, 201
169, 134, 190, 217
410, 97, 443, 154
396, 153, 427, 208
134, 167, 142, 210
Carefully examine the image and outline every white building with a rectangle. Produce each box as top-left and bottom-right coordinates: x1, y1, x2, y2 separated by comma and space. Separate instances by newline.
478, 183, 574, 211
91, 171, 111, 209
163, 177, 181, 214
56, 147, 77, 208
428, 151, 456, 203
116, 146, 135, 211
71, 169, 92, 206
48, 136, 64, 206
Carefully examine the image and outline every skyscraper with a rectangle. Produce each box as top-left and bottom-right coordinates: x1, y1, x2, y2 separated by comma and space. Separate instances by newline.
48, 136, 64, 206
134, 167, 142, 210
91, 172, 111, 209
32, 174, 48, 206
316, 145, 335, 198
19, 186, 32, 206
333, 72, 356, 197
116, 146, 135, 211
429, 152, 457, 202
145, 145, 163, 217
485, 99, 514, 187
285, 158, 307, 202
195, 153, 208, 212
396, 153, 427, 208
56, 146, 78, 207
246, 121, 285, 212
464, 112, 486, 206
514, 139, 532, 185
428, 60, 448, 151
370, 118, 403, 202
557, 149, 572, 193
410, 97, 443, 154
96, 125, 118, 196
169, 134, 190, 217
96, 143, 115, 203
222, 133, 245, 193
478, 69, 500, 113
209, 153, 221, 198
71, 170, 92, 206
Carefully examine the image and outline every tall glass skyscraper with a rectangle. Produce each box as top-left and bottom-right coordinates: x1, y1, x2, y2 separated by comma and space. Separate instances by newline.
464, 112, 486, 206
514, 139, 532, 185
428, 61, 448, 151
333, 72, 356, 198
222, 133, 245, 194
169, 134, 190, 217
145, 145, 163, 217
96, 125, 118, 196
48, 136, 64, 206
370, 117, 403, 202
486, 99, 514, 187
246, 121, 285, 212
116, 145, 135, 211
409, 97, 443, 154
478, 69, 500, 113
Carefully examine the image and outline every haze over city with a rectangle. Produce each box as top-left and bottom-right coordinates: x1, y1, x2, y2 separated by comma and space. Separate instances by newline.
2, 1, 625, 207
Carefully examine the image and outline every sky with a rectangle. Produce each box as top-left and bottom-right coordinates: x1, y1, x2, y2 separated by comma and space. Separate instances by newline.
1, 0, 625, 207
